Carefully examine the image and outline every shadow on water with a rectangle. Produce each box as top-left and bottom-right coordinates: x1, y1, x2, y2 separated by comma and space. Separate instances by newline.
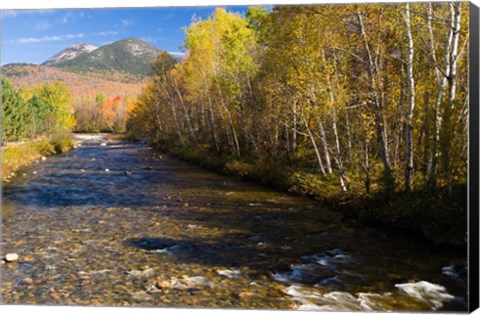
3, 142, 282, 208
123, 236, 281, 272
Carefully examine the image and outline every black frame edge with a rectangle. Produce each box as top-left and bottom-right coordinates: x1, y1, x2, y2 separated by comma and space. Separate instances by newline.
469, 1, 480, 313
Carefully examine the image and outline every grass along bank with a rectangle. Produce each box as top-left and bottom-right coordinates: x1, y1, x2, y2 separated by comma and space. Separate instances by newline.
2, 135, 74, 182
149, 140, 467, 250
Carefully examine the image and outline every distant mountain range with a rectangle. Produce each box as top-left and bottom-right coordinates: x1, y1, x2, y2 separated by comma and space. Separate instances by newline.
40, 38, 164, 76
0, 37, 180, 99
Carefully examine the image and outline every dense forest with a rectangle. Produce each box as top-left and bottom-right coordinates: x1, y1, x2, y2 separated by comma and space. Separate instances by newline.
3, 64, 144, 134
128, 3, 469, 245
73, 94, 137, 133
1, 77, 137, 138
1, 78, 75, 144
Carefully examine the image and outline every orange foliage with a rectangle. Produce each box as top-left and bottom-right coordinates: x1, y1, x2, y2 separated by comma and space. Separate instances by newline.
4, 64, 142, 133
4, 64, 144, 101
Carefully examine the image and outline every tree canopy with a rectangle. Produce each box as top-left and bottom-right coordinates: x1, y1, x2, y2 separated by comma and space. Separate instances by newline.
129, 3, 469, 195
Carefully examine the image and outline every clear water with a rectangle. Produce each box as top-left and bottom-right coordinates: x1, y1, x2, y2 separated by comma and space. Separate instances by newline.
1, 135, 467, 310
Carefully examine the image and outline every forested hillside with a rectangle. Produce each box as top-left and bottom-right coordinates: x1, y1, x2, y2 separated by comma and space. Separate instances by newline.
2, 37, 167, 133
3, 64, 144, 133
49, 38, 161, 75
128, 4, 469, 245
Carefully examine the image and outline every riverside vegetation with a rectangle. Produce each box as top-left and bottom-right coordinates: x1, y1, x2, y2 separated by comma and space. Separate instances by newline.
1, 77, 75, 181
128, 4, 469, 247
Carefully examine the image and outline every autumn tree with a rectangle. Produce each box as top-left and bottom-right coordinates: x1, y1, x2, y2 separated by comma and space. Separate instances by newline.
183, 8, 258, 156
1, 78, 31, 142
34, 82, 76, 132
27, 95, 55, 137
128, 3, 468, 198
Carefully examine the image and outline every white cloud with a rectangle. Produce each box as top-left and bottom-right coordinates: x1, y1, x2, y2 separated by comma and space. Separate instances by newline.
12, 33, 84, 44
2, 10, 18, 18
33, 12, 85, 31
31, 9, 57, 15
158, 11, 174, 20
34, 20, 52, 30
167, 51, 185, 57
58, 12, 78, 24
94, 31, 118, 36
120, 19, 133, 27
3, 9, 57, 17
58, 11, 89, 25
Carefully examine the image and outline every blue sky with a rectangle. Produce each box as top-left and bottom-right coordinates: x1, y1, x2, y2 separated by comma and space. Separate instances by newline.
0, 6, 252, 65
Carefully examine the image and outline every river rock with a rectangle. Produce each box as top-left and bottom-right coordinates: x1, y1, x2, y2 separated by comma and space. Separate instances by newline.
127, 268, 155, 278
21, 277, 34, 285
237, 291, 254, 300
258, 274, 268, 281
5, 253, 19, 262
217, 269, 241, 278
41, 156, 47, 161
156, 280, 173, 289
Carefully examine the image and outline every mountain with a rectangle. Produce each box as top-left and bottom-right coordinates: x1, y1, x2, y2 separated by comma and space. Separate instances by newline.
45, 38, 161, 76
2, 63, 145, 99
42, 43, 98, 66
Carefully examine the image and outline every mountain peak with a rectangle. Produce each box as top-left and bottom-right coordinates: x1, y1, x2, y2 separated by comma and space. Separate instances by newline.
42, 43, 97, 66
69, 43, 98, 50
105, 37, 158, 57
118, 37, 145, 43
42, 38, 161, 76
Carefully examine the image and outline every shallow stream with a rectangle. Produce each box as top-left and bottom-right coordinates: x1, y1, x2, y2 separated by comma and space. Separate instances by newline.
1, 134, 467, 310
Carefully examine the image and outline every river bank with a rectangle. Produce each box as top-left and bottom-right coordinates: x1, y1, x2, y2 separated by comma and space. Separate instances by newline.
2, 135, 75, 183
149, 140, 467, 250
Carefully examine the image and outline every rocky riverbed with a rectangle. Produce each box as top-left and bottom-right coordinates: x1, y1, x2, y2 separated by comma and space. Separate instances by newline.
1, 135, 468, 310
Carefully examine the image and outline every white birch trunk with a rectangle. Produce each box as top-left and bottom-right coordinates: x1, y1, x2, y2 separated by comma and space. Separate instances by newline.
404, 3, 415, 191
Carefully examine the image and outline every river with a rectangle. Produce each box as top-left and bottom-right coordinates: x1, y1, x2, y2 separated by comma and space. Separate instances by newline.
1, 134, 467, 310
